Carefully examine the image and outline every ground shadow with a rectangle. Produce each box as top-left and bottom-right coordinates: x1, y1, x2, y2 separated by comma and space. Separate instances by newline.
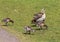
1, 24, 13, 26
31, 25, 36, 27
23, 33, 34, 35
1, 23, 14, 26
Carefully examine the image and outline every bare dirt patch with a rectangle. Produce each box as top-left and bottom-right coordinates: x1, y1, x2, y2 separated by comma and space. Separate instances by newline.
0, 28, 20, 42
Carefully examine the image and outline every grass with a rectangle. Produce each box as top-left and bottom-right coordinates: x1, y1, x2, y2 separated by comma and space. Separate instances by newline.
0, 0, 60, 42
